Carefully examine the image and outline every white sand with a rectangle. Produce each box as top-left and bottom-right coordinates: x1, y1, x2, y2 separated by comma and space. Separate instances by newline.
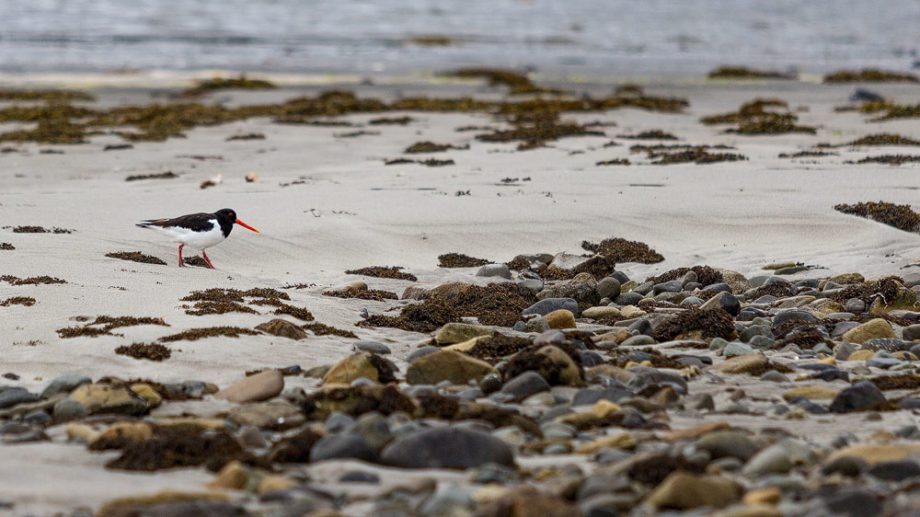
1, 79, 920, 513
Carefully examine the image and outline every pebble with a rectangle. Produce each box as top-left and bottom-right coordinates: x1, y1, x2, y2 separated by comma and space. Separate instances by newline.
523, 298, 579, 317
354, 341, 392, 355
500, 371, 550, 402
41, 374, 92, 399
380, 427, 514, 469
406, 350, 496, 385
217, 370, 285, 403
475, 264, 512, 279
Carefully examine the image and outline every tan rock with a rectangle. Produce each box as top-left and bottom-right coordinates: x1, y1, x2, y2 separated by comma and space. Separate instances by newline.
97, 491, 228, 517
435, 322, 494, 345
847, 350, 874, 361
719, 269, 750, 294
90, 422, 154, 449
782, 386, 838, 401
130, 383, 162, 408
645, 472, 741, 510
257, 474, 297, 494
65, 423, 100, 444
322, 352, 391, 385
576, 432, 636, 454
68, 384, 148, 416
826, 443, 920, 465
216, 369, 284, 403
255, 318, 307, 340
208, 460, 249, 490
715, 353, 768, 375
545, 309, 576, 329
620, 305, 647, 319
743, 487, 781, 506
444, 335, 489, 353
841, 318, 895, 344
228, 399, 304, 430
581, 306, 622, 320
406, 350, 496, 385
663, 422, 732, 442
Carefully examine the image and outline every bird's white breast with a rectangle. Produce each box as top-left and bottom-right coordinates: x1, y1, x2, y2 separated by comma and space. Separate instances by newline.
160, 220, 226, 250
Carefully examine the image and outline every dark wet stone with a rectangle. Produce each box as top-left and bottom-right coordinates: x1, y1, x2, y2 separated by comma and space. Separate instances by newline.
829, 381, 887, 413
380, 427, 514, 469
339, 470, 381, 483
479, 373, 503, 394
628, 319, 652, 336
310, 433, 378, 463
653, 280, 683, 294
822, 455, 867, 477
773, 309, 817, 326
791, 398, 828, 414
867, 460, 920, 481
0, 388, 40, 409
579, 351, 605, 367
616, 292, 644, 306
821, 488, 881, 517
736, 307, 767, 321
523, 298, 579, 317
40, 373, 92, 398
627, 367, 687, 395
863, 338, 911, 352
354, 341, 392, 355
500, 371, 550, 402
572, 387, 632, 406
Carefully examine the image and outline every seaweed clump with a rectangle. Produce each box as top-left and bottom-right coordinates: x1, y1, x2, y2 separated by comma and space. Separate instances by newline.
830, 277, 905, 305
834, 201, 920, 232
0, 243, 14, 250
848, 155, 920, 166
443, 68, 559, 95
843, 134, 920, 147
823, 69, 919, 83
653, 308, 736, 341
778, 150, 836, 158
476, 110, 605, 150
596, 158, 631, 166
582, 238, 664, 264
369, 116, 414, 125
707, 66, 795, 80
183, 75, 276, 96
465, 335, 534, 363
404, 141, 468, 153
651, 148, 747, 164
346, 266, 418, 281
115, 343, 172, 362
1, 275, 66, 285
11, 226, 73, 234
0, 89, 94, 102
438, 253, 491, 268
617, 130, 677, 140
701, 98, 815, 135
870, 374, 920, 391
106, 426, 247, 472
303, 322, 358, 338
362, 282, 536, 332
1, 296, 36, 307
159, 326, 260, 342
125, 171, 178, 182
184, 300, 258, 316
647, 266, 723, 286
105, 251, 167, 265
324, 286, 398, 301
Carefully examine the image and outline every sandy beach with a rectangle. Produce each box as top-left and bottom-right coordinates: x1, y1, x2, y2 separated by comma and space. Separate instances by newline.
1, 73, 920, 515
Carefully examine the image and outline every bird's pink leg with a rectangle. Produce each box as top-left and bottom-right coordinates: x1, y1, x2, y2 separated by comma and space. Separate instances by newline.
178, 244, 185, 267
201, 250, 215, 269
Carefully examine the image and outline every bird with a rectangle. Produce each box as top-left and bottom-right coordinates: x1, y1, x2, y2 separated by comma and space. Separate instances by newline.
136, 208, 260, 268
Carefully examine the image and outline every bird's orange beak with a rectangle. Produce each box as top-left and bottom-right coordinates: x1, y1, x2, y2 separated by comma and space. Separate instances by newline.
235, 219, 260, 234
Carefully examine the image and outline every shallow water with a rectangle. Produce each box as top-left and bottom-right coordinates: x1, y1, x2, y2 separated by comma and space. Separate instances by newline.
0, 0, 918, 77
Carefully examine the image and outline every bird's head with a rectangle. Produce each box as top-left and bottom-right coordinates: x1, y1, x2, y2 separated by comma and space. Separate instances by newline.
216, 208, 260, 233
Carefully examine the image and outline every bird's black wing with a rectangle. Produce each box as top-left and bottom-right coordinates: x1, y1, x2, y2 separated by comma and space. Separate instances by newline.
137, 212, 215, 231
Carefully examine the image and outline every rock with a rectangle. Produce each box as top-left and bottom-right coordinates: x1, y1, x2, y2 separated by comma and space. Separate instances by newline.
834, 342, 858, 360
827, 443, 920, 465
597, 277, 621, 299
701, 292, 741, 316
41, 373, 91, 398
476, 264, 512, 280
508, 345, 583, 386
322, 352, 397, 385
847, 349, 874, 361
841, 318, 895, 344
866, 460, 920, 481
354, 341, 392, 355
53, 399, 88, 422
782, 386, 839, 401
0, 387, 40, 409
408, 346, 439, 362
723, 342, 755, 357
845, 298, 866, 314
67, 384, 148, 416
435, 323, 495, 345
822, 489, 882, 517
228, 399, 304, 430
721, 270, 750, 293
538, 273, 599, 307
209, 460, 249, 490
621, 335, 656, 347
500, 371, 550, 402
523, 298, 579, 317
695, 431, 759, 461
310, 433, 378, 463
352, 412, 393, 450
582, 306, 622, 320
255, 318, 307, 339
545, 309, 576, 329
217, 370, 284, 403
829, 381, 887, 413
645, 472, 741, 510
406, 350, 496, 385
715, 353, 768, 375
381, 427, 514, 469
743, 439, 817, 476
902, 324, 920, 341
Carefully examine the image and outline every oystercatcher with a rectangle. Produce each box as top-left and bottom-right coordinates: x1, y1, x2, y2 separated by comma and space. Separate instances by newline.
137, 208, 260, 268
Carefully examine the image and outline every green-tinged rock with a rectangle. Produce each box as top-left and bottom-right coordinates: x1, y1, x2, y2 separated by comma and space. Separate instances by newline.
645, 472, 742, 510
841, 318, 895, 344
322, 352, 398, 385
68, 384, 148, 416
435, 322, 495, 345
406, 350, 496, 385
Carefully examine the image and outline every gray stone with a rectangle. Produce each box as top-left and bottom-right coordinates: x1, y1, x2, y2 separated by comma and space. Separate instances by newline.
845, 298, 866, 314
354, 341, 392, 355
695, 431, 759, 461
380, 427, 514, 469
476, 264, 512, 280
41, 374, 91, 399
596, 277, 621, 299
834, 342, 858, 360
500, 371, 550, 402
408, 346, 439, 363
52, 399, 87, 423
523, 298, 579, 317
829, 381, 887, 413
353, 412, 393, 450
723, 342, 755, 357
572, 387, 632, 406
310, 433, 378, 463
653, 280, 683, 294
621, 335, 656, 347
0, 388, 40, 410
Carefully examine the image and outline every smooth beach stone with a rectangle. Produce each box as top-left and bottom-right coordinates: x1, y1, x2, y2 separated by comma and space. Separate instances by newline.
217, 369, 284, 403
523, 298, 579, 317
380, 427, 514, 469
500, 371, 550, 402
0, 388, 40, 410
310, 433, 378, 463
475, 263, 512, 279
41, 374, 92, 399
596, 277, 621, 299
829, 381, 887, 413
353, 341, 391, 355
